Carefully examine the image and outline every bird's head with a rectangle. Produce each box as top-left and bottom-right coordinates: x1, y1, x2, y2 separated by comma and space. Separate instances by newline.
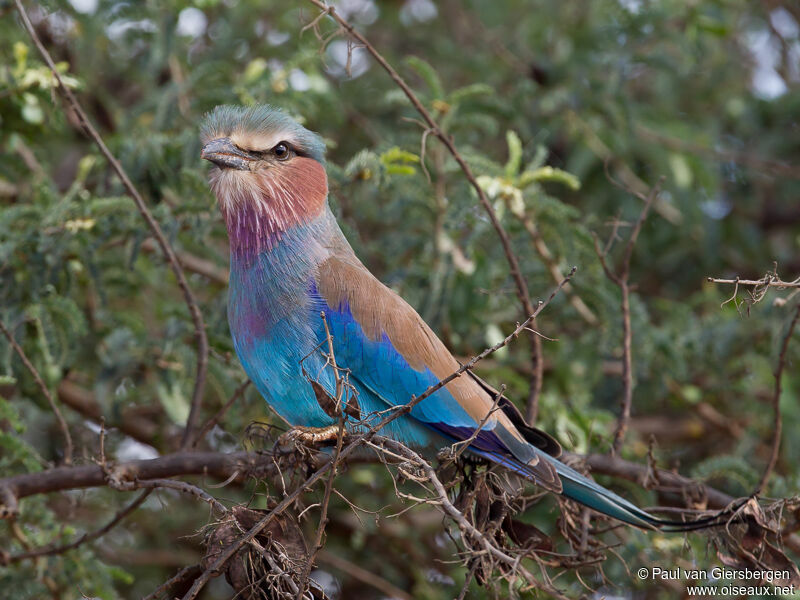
200, 105, 328, 253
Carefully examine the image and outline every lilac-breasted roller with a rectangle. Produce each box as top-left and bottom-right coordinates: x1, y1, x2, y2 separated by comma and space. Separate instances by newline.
200, 104, 699, 531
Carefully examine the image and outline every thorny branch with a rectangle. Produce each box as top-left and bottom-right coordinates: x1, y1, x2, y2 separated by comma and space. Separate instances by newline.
13, 0, 210, 451
4, 441, 799, 595
301, 0, 546, 425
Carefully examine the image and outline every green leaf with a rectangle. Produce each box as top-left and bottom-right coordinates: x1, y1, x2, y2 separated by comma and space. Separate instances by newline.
504, 130, 523, 177
519, 166, 581, 191
385, 164, 416, 176
380, 147, 420, 165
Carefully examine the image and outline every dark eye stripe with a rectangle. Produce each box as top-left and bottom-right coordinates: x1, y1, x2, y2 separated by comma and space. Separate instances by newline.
242, 141, 309, 159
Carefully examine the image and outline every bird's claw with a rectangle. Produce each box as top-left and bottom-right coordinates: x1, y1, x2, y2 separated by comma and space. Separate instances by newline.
278, 425, 343, 446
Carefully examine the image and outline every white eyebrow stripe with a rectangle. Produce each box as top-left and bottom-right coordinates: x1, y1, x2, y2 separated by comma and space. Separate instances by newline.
230, 130, 298, 152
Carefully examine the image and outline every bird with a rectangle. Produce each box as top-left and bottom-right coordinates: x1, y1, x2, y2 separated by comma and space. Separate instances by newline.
200, 104, 706, 531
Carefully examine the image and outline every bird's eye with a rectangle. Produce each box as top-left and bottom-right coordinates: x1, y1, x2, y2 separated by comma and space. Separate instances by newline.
273, 142, 290, 160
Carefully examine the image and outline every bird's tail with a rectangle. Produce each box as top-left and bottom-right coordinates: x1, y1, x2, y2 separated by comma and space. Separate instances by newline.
540, 452, 725, 532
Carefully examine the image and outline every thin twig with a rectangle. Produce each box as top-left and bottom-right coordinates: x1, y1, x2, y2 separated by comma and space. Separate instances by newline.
13, 0, 209, 451
302, 0, 544, 423
375, 437, 570, 599
110, 478, 227, 514
6, 490, 151, 563
594, 181, 661, 454
0, 317, 72, 464
707, 273, 800, 308
514, 208, 598, 326
296, 314, 347, 597
755, 300, 800, 494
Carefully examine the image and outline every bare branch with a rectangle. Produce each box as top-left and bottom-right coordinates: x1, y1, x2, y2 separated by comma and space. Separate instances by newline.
707, 269, 800, 310
296, 314, 347, 597
0, 451, 279, 514
755, 300, 800, 494
13, 0, 209, 451
593, 181, 661, 454
110, 478, 227, 515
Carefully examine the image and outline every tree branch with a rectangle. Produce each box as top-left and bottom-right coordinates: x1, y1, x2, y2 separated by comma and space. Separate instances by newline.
0, 451, 276, 516
706, 276, 800, 288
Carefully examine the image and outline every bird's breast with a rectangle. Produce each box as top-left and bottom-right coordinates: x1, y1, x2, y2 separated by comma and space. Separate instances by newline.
226, 217, 335, 348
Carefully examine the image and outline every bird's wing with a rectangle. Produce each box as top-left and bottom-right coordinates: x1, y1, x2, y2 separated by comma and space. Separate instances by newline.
313, 254, 561, 492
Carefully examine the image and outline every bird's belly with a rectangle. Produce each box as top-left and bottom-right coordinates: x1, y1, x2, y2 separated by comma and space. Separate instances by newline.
230, 312, 335, 428
229, 312, 448, 451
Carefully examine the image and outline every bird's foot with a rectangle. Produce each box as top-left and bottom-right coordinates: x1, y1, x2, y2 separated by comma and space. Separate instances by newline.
279, 425, 343, 446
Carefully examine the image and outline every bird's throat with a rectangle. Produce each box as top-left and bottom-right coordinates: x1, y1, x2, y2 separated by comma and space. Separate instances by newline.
212, 157, 328, 258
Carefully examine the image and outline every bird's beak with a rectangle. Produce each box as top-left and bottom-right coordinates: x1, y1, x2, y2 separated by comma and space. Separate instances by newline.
201, 137, 256, 170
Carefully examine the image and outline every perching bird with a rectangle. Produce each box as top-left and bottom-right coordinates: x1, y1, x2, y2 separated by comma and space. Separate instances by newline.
201, 104, 703, 531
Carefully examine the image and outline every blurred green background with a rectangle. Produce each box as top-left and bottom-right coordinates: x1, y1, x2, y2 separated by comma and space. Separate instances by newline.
1, 0, 798, 597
